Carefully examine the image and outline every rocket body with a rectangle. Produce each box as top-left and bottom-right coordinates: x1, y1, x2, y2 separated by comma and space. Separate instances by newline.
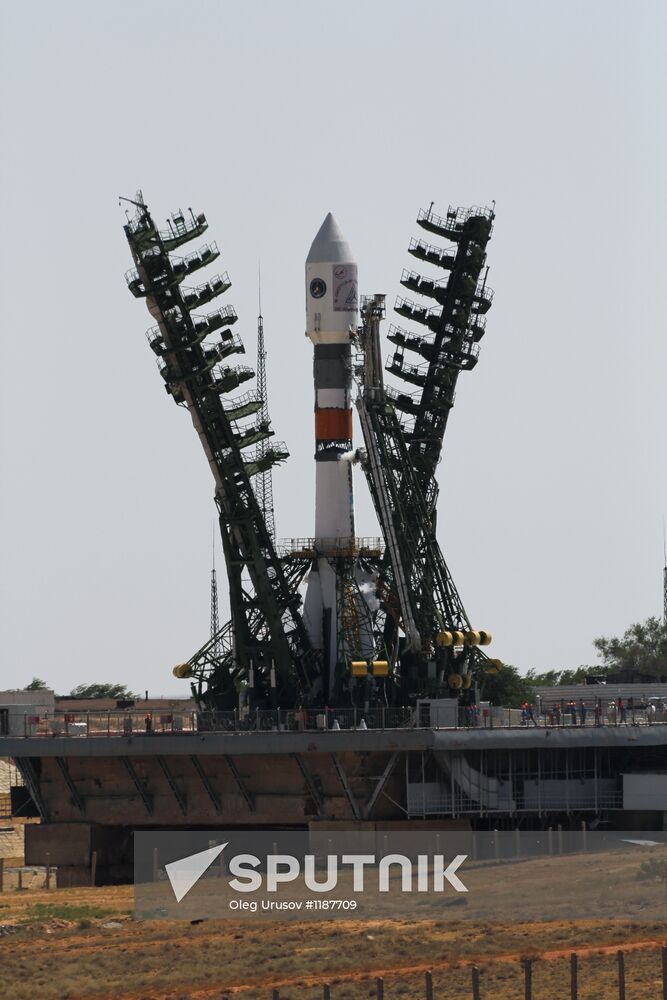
303, 214, 359, 694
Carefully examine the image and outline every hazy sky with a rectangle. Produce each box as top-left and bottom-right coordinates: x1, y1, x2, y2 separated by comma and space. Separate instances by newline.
1, 1, 665, 697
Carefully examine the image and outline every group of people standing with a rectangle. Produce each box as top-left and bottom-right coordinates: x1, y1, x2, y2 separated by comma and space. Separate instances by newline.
539, 696, 658, 726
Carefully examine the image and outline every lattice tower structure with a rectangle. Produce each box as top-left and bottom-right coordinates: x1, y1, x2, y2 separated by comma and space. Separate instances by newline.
355, 295, 490, 698
386, 204, 494, 517
123, 194, 320, 709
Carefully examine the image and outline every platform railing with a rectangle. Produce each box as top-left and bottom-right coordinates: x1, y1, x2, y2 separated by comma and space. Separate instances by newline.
4, 703, 666, 738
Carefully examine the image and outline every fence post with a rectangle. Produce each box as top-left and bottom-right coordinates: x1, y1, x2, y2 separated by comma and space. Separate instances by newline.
471, 965, 481, 1000
272, 990, 280, 1000
557, 824, 563, 855
45, 853, 51, 890
570, 952, 578, 999
661, 946, 667, 1000
617, 950, 625, 1000
425, 970, 433, 1000
0, 857, 4, 893
323, 984, 331, 1000
376, 977, 384, 1000
90, 850, 97, 887
515, 827, 521, 858
581, 820, 587, 853
522, 957, 533, 1000
18, 869, 23, 891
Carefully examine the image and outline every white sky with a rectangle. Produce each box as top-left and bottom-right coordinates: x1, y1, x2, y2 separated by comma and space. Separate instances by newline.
0, 0, 665, 696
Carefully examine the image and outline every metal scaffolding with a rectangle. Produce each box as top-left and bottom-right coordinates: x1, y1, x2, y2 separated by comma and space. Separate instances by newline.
123, 193, 321, 709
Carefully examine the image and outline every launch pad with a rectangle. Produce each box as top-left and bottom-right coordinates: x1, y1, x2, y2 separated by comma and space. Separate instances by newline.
16, 191, 653, 885
10, 716, 667, 885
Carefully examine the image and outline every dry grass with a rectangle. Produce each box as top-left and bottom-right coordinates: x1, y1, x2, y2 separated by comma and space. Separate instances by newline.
0, 856, 665, 999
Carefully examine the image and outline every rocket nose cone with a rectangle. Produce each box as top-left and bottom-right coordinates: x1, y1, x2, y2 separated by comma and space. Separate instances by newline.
306, 212, 354, 264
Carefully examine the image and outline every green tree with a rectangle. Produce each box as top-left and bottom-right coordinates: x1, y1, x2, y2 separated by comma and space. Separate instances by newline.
69, 683, 138, 699
525, 665, 594, 687
25, 677, 49, 690
478, 663, 535, 706
592, 616, 667, 680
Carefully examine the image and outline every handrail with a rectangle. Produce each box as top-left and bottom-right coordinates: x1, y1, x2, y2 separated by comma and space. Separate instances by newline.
6, 704, 660, 739
417, 205, 494, 230
408, 236, 457, 264
277, 536, 384, 558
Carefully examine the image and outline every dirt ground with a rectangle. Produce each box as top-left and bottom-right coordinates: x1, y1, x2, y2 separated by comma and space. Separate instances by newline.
0, 864, 666, 999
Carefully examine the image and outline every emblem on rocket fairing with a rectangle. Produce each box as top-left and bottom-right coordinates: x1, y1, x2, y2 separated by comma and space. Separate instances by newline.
332, 263, 358, 312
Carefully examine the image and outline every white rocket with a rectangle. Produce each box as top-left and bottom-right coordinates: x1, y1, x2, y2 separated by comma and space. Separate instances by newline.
303, 213, 358, 695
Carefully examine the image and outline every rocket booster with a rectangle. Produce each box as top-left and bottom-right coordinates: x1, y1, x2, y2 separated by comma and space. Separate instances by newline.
303, 213, 359, 692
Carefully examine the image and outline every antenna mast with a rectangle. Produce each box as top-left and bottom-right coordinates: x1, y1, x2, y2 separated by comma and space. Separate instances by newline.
255, 268, 276, 540
210, 529, 222, 660
663, 519, 667, 624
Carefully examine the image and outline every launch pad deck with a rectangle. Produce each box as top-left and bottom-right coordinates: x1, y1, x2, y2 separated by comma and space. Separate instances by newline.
7, 721, 667, 885
5, 720, 667, 759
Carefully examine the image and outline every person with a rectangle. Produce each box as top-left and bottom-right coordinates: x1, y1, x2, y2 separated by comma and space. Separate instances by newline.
144, 712, 153, 733
569, 700, 577, 726
579, 699, 587, 726
594, 699, 602, 727
527, 703, 538, 727
554, 703, 561, 726
648, 702, 656, 725
618, 697, 627, 724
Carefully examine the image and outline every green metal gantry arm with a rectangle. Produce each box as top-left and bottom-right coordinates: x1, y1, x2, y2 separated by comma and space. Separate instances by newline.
123, 194, 321, 707
355, 295, 485, 697
387, 204, 494, 516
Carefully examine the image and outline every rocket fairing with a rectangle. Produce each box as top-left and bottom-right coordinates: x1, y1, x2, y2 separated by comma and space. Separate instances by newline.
306, 213, 358, 539
303, 213, 359, 692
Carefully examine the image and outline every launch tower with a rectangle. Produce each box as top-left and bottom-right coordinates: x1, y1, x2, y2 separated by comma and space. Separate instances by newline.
123, 196, 497, 710
123, 194, 321, 709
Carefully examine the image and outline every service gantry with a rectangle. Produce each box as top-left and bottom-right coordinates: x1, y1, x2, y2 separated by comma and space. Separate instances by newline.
123, 195, 499, 710
353, 205, 497, 697
123, 194, 321, 710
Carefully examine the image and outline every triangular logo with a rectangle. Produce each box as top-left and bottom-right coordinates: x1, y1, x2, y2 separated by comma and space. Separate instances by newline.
164, 842, 227, 902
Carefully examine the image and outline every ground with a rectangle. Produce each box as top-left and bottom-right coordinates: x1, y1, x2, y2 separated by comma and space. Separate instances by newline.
1, 853, 666, 999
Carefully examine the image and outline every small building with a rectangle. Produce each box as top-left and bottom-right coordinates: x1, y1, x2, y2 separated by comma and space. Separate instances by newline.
0, 689, 55, 737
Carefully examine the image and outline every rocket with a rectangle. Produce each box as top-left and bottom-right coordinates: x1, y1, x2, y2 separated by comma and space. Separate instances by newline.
303, 213, 359, 695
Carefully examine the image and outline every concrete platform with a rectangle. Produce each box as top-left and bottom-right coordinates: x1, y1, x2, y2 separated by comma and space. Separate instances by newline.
2, 720, 667, 758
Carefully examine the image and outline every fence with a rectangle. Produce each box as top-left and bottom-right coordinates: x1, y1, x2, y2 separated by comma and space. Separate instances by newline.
268, 946, 667, 1000
5, 703, 667, 738
537, 697, 661, 728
